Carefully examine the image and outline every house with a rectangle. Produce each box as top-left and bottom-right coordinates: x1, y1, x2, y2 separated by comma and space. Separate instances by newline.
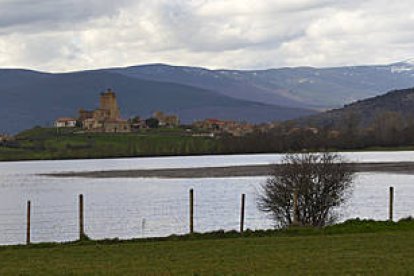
194, 118, 230, 130
153, 111, 180, 127
225, 123, 255, 137
102, 119, 131, 133
193, 118, 254, 136
0, 134, 9, 142
130, 117, 148, 130
55, 117, 77, 128
305, 127, 319, 135
79, 109, 94, 121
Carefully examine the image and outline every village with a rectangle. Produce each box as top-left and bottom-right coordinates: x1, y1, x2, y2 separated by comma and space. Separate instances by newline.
53, 89, 257, 137
0, 90, 344, 150
0, 89, 333, 145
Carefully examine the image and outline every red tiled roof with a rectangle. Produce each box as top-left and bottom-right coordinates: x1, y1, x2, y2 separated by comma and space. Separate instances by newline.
56, 117, 76, 122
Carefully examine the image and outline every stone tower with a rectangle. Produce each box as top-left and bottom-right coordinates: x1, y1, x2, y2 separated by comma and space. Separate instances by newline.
100, 89, 120, 120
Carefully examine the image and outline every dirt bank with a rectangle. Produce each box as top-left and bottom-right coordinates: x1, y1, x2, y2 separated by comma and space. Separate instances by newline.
41, 162, 414, 178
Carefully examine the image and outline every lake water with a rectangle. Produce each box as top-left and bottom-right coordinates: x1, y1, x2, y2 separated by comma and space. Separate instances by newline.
0, 152, 414, 245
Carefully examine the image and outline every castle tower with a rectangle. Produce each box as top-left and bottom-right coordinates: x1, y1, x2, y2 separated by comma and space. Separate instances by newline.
100, 89, 120, 120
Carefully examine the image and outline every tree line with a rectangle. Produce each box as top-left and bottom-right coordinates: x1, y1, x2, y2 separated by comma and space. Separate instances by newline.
220, 111, 414, 153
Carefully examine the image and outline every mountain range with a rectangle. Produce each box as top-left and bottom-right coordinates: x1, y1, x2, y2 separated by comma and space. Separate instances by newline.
109, 60, 414, 109
0, 69, 314, 134
1, 60, 414, 133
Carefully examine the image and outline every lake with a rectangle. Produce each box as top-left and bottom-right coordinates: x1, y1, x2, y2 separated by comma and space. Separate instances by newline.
0, 152, 414, 245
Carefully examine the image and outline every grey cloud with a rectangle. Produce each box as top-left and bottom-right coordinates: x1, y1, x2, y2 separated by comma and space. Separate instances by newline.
0, 0, 132, 31
0, 0, 414, 71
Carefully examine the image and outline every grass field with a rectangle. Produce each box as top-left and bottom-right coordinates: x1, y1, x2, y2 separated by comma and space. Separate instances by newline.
4, 127, 414, 161
3, 127, 414, 161
1, 219, 414, 275
0, 127, 221, 161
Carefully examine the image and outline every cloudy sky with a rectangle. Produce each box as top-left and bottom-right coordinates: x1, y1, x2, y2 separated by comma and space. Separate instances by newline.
1, 0, 414, 72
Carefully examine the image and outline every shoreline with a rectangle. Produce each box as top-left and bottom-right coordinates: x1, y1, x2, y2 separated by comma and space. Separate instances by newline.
3, 147, 414, 163
41, 162, 414, 178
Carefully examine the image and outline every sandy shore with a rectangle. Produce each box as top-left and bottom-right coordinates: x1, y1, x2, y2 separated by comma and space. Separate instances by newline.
41, 162, 414, 178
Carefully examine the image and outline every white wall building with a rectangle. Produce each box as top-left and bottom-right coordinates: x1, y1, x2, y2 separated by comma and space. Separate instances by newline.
55, 117, 77, 128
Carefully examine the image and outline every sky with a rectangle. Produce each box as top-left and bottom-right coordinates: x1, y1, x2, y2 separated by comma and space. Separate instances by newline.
0, 0, 414, 72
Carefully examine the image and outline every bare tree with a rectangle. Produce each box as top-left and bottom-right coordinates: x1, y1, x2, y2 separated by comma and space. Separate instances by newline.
258, 152, 354, 228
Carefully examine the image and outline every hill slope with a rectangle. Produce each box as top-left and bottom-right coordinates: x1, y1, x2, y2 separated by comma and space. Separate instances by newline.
299, 87, 414, 127
0, 69, 314, 133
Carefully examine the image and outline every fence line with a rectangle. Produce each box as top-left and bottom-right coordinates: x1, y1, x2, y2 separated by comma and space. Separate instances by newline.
0, 186, 411, 246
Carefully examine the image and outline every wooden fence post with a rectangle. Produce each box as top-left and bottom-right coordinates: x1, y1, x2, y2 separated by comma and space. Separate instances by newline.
26, 200, 31, 245
292, 190, 299, 226
240, 194, 245, 234
79, 194, 84, 240
189, 189, 194, 234
389, 187, 394, 222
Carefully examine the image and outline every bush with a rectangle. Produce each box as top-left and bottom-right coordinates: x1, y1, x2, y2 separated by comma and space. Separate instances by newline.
258, 152, 354, 228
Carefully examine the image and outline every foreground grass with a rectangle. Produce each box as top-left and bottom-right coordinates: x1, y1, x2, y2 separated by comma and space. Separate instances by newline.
1, 219, 414, 275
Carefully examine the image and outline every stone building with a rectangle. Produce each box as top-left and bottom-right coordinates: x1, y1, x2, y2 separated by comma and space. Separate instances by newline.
79, 89, 131, 133
193, 118, 254, 136
0, 134, 13, 143
78, 109, 94, 122
99, 90, 121, 120
153, 111, 180, 127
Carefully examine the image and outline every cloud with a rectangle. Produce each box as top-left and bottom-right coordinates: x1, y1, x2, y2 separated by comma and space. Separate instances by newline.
0, 0, 131, 31
0, 0, 414, 71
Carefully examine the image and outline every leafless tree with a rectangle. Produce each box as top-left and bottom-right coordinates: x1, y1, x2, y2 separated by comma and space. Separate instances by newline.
257, 152, 354, 228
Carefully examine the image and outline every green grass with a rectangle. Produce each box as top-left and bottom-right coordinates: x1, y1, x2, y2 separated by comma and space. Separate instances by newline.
4, 126, 414, 162
1, 219, 414, 275
0, 127, 221, 161
354, 145, 414, 151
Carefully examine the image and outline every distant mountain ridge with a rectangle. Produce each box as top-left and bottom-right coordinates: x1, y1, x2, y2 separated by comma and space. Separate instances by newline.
2, 60, 414, 134
108, 61, 414, 109
0, 69, 314, 134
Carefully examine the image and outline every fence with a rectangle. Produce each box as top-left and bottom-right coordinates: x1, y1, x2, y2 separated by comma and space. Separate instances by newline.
0, 186, 407, 246
0, 189, 252, 245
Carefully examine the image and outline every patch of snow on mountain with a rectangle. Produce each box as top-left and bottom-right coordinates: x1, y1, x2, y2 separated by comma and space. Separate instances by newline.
391, 65, 414, 73
390, 59, 414, 73
403, 58, 414, 65
298, 78, 314, 84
